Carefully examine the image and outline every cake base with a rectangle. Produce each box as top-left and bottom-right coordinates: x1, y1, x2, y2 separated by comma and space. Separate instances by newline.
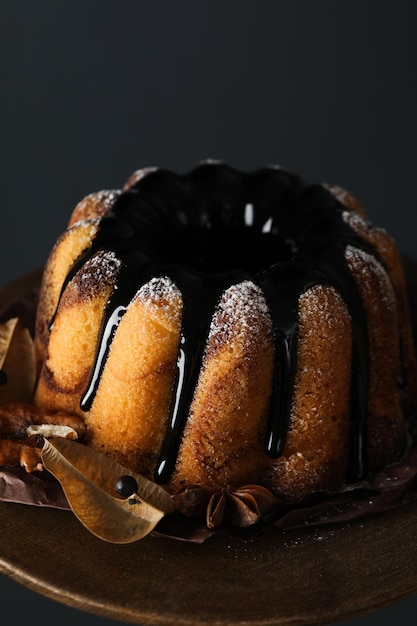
0, 261, 417, 624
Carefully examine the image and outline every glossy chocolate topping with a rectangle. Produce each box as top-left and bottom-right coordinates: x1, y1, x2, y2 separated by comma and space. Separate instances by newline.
51, 163, 392, 485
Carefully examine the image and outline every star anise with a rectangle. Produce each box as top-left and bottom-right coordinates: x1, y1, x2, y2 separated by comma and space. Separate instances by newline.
206, 484, 281, 528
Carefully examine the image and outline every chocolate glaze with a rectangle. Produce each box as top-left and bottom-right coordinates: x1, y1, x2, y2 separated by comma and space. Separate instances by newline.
50, 163, 396, 485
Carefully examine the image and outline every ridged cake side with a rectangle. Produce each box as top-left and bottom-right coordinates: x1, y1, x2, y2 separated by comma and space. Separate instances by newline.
33, 164, 417, 505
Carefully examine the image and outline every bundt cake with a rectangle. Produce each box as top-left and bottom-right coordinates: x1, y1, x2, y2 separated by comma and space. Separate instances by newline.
33, 162, 417, 504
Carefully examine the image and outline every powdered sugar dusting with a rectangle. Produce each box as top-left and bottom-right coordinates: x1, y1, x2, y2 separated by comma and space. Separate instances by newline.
67, 216, 100, 237
324, 183, 363, 213
69, 190, 122, 227
299, 284, 350, 336
345, 245, 395, 310
208, 280, 271, 348
80, 250, 121, 286
342, 210, 369, 238
345, 245, 376, 270
76, 189, 122, 211
133, 277, 182, 320
92, 189, 121, 207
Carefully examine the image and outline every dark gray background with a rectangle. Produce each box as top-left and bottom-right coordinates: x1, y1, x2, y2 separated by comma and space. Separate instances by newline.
1, 1, 417, 624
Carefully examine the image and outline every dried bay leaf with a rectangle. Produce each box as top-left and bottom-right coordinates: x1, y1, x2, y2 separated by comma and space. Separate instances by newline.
0, 318, 36, 404
42, 438, 174, 543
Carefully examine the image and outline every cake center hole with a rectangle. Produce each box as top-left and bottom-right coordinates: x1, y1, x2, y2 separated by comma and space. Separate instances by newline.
160, 226, 295, 273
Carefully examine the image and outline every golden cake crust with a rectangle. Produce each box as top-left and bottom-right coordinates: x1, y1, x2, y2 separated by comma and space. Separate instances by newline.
84, 277, 182, 475
170, 281, 274, 493
265, 285, 352, 499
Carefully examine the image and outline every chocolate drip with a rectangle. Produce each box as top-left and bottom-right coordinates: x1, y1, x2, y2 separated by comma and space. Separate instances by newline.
259, 261, 329, 459
267, 333, 297, 457
153, 311, 205, 484
80, 305, 126, 411
154, 267, 248, 483
50, 163, 395, 486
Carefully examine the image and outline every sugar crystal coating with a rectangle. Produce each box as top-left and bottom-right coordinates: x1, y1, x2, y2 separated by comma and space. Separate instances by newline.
209, 281, 271, 350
